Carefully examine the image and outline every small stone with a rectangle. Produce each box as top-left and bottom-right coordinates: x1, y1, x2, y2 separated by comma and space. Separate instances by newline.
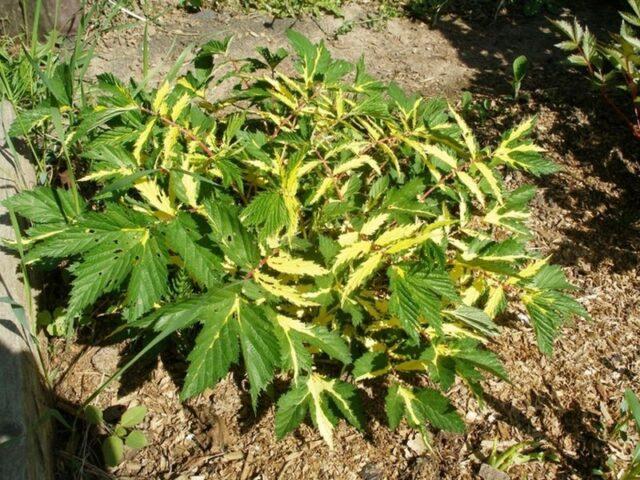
359, 462, 382, 480
406, 434, 428, 455
478, 463, 510, 480
466, 410, 479, 423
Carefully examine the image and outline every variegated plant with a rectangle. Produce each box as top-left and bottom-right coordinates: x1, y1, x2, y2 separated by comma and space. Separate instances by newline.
4, 31, 588, 446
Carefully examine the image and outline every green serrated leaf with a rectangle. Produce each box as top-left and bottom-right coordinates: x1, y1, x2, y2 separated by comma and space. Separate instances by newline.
181, 295, 278, 408
276, 314, 350, 381
125, 236, 169, 320
353, 351, 389, 381
415, 388, 465, 433
275, 383, 309, 439
163, 214, 223, 288
447, 304, 500, 337
385, 384, 405, 430
3, 186, 83, 224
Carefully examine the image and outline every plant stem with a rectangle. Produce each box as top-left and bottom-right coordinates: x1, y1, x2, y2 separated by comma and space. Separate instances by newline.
418, 160, 473, 202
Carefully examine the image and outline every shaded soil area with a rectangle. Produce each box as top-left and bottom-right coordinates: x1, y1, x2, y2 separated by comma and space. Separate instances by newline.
49, 1, 640, 479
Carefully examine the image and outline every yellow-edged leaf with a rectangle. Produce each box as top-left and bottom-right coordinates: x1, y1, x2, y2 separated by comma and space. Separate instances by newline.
171, 93, 191, 121
153, 82, 171, 113
338, 231, 359, 246
384, 219, 453, 254
134, 178, 175, 218
79, 167, 134, 182
298, 160, 321, 178
332, 241, 372, 271
378, 141, 401, 175
307, 375, 337, 448
163, 126, 181, 165
448, 103, 478, 159
267, 254, 329, 276
484, 286, 505, 318
133, 119, 156, 164
253, 271, 319, 307
342, 253, 383, 301
502, 116, 536, 145
360, 213, 389, 236
309, 177, 333, 205
375, 223, 422, 247
517, 256, 551, 279
457, 171, 485, 207
333, 155, 381, 175
180, 158, 199, 208
475, 163, 503, 204
424, 143, 458, 169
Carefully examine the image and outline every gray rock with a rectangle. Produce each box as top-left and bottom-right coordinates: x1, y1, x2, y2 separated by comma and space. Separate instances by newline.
478, 464, 510, 480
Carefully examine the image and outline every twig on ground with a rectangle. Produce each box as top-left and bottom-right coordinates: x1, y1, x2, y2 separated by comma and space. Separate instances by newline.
106, 0, 147, 23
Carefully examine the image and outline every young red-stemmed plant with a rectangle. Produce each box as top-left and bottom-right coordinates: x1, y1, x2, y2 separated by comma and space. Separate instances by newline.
554, 0, 640, 140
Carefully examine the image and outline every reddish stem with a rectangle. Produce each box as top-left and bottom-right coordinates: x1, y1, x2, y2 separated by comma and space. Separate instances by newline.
418, 160, 472, 203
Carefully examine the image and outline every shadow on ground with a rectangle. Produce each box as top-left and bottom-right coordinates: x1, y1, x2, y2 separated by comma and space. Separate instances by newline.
415, 0, 640, 274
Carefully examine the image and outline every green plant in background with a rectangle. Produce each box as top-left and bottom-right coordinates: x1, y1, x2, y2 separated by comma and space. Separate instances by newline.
36, 306, 71, 336
618, 390, 640, 479
460, 91, 493, 124
406, 0, 562, 23
335, 0, 402, 37
179, 0, 204, 11
554, 0, 640, 140
511, 55, 528, 100
405, 0, 450, 23
84, 405, 148, 468
597, 390, 640, 479
187, 0, 343, 16
3, 31, 588, 446
0, 0, 147, 186
244, 0, 343, 16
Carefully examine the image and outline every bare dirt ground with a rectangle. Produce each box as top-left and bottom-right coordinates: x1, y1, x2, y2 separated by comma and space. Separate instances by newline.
50, 2, 640, 479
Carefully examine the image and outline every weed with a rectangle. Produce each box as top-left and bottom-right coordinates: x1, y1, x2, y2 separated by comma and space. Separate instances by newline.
487, 440, 558, 472
597, 390, 640, 479
84, 404, 149, 468
511, 55, 528, 100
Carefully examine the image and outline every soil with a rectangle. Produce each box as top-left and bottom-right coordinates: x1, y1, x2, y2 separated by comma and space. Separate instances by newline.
48, 1, 640, 479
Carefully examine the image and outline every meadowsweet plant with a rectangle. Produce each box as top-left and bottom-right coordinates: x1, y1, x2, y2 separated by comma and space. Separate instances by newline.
3, 31, 587, 446
554, 0, 640, 140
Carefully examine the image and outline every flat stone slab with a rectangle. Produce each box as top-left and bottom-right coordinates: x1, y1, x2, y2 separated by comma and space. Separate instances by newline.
0, 100, 52, 480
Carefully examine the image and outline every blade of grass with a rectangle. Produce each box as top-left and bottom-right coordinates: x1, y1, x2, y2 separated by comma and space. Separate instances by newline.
4, 209, 49, 382
21, 47, 70, 106
50, 108, 80, 215
7, 207, 33, 323
142, 21, 150, 79
30, 0, 43, 56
